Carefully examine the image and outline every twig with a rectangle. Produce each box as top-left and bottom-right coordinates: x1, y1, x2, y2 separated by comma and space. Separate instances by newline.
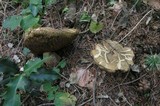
106, 73, 147, 93
78, 98, 93, 106
78, 94, 118, 106
21, 95, 30, 105
108, 96, 118, 106
119, 9, 153, 42
130, 0, 140, 14
79, 29, 89, 34
37, 103, 54, 106
111, 10, 122, 29
87, 0, 95, 13
92, 72, 97, 106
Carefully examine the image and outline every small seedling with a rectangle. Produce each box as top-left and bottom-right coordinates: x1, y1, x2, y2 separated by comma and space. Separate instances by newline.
89, 21, 103, 34
145, 54, 160, 71
80, 12, 91, 22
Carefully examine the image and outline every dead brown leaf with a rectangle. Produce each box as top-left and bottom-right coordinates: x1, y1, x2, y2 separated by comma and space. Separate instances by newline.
69, 68, 95, 89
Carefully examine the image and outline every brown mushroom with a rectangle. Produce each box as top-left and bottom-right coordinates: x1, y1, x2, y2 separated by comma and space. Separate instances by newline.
24, 27, 79, 55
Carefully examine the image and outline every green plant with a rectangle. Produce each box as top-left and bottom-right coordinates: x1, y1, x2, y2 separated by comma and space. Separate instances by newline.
0, 55, 76, 106
145, 54, 160, 71
89, 20, 103, 34
2, 0, 56, 31
79, 12, 91, 22
42, 82, 77, 106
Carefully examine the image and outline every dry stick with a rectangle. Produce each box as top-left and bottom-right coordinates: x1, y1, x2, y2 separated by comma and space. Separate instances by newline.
106, 73, 147, 93
119, 9, 153, 43
93, 72, 97, 106
111, 10, 122, 29
87, 0, 95, 13
37, 103, 54, 106
78, 94, 118, 106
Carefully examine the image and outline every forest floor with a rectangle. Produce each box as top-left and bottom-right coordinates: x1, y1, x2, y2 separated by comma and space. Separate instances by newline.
0, 0, 160, 106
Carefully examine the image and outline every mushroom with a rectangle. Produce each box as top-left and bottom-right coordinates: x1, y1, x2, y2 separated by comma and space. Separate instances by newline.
23, 27, 79, 67
24, 27, 79, 55
91, 40, 134, 72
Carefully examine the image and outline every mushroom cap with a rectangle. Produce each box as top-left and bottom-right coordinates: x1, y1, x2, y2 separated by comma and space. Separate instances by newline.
91, 40, 134, 72
24, 27, 79, 54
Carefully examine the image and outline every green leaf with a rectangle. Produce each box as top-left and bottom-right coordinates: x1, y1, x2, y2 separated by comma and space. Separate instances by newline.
3, 75, 28, 106
89, 21, 103, 34
45, 0, 57, 6
2, 15, 22, 30
57, 60, 66, 68
80, 12, 91, 22
29, 4, 43, 16
62, 7, 69, 13
24, 58, 42, 76
52, 67, 60, 73
30, 0, 42, 5
54, 92, 77, 106
29, 68, 59, 82
0, 58, 19, 74
29, 4, 39, 16
24, 57, 51, 76
42, 82, 58, 100
21, 7, 31, 15
21, 14, 40, 30
22, 47, 30, 56
30, 73, 59, 82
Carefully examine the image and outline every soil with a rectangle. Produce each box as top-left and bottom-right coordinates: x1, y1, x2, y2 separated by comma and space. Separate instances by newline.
0, 0, 160, 106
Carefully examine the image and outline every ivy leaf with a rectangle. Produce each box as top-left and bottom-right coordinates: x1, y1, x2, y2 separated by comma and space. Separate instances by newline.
29, 68, 59, 82
2, 15, 22, 30
42, 82, 58, 100
21, 14, 40, 30
80, 12, 91, 22
3, 75, 28, 106
24, 57, 51, 76
54, 92, 77, 106
0, 58, 19, 75
42, 82, 58, 92
89, 21, 103, 34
